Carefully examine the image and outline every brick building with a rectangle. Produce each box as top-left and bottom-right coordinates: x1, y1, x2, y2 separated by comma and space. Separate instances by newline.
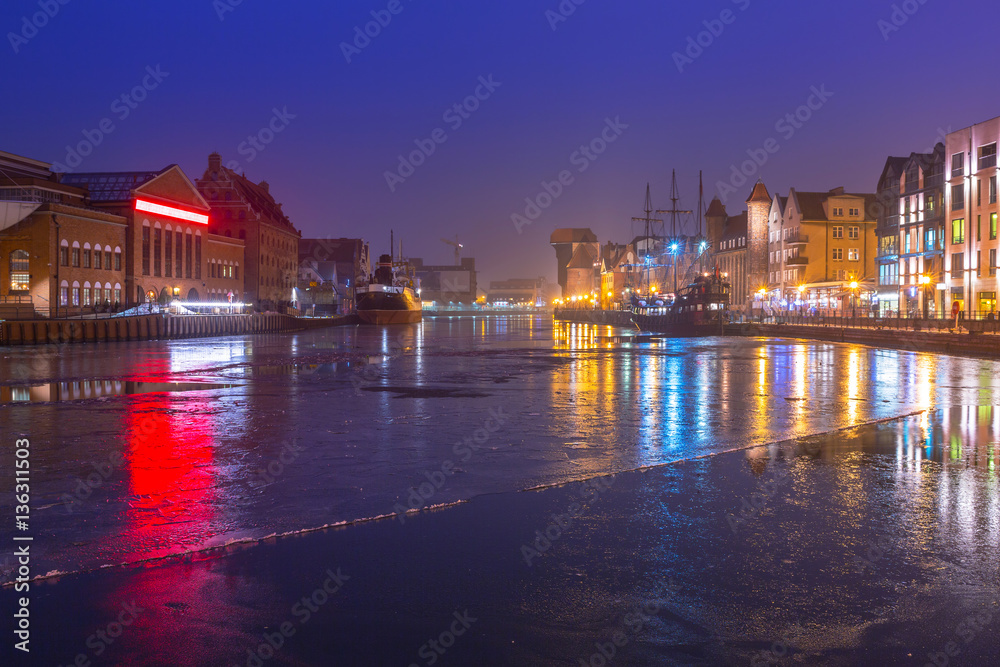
195, 153, 301, 308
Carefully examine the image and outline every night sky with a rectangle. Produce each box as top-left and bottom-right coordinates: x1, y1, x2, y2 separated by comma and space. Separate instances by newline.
3, 0, 998, 286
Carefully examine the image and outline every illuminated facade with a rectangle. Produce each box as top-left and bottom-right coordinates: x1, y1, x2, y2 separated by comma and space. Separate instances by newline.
195, 153, 301, 308
65, 166, 245, 306
550, 228, 598, 298
944, 117, 1000, 317
766, 187, 878, 313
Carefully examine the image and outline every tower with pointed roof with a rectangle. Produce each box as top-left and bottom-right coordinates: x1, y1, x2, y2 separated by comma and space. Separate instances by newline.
746, 181, 771, 300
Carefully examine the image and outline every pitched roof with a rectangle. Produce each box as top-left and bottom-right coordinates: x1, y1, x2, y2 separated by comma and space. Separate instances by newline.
789, 188, 878, 221
299, 238, 364, 264
219, 166, 296, 231
62, 168, 165, 202
720, 212, 747, 244
876, 156, 908, 190
566, 243, 597, 269
705, 197, 727, 217
746, 181, 771, 204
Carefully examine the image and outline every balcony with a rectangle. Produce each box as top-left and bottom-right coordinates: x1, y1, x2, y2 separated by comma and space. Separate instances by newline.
786, 257, 809, 266
785, 234, 809, 246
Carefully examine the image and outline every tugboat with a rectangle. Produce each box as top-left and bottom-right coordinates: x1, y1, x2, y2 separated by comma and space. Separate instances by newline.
630, 267, 730, 336
356, 241, 422, 325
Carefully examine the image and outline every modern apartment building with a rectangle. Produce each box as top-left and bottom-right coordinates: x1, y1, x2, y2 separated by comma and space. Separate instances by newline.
944, 117, 1000, 317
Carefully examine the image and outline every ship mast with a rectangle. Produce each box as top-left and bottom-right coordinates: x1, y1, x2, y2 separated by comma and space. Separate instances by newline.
631, 183, 662, 295
656, 170, 692, 294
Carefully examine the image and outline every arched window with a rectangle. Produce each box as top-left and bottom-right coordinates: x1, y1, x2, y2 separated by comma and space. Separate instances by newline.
71, 241, 81, 267
60, 279, 69, 306
9, 250, 29, 292
60, 239, 69, 266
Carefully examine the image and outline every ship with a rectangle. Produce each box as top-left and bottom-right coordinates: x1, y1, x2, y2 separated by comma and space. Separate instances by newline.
630, 267, 730, 336
356, 251, 422, 325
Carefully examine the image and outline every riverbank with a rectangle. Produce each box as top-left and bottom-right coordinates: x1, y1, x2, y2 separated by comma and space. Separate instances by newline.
0, 313, 358, 346
554, 308, 1000, 359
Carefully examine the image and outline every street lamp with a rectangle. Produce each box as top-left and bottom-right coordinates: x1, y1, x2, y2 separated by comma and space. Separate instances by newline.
849, 280, 859, 319
918, 274, 931, 319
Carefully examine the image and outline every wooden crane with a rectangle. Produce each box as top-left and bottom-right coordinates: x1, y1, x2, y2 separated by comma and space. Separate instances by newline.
441, 236, 463, 265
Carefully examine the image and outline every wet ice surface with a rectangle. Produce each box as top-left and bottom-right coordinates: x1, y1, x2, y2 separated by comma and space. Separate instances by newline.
2, 316, 1000, 583
6, 407, 998, 666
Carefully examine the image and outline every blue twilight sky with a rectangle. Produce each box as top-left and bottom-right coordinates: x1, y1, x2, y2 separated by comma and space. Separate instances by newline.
2, 0, 999, 285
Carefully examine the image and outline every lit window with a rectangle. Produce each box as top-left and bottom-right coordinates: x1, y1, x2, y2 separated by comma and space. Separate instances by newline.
9, 250, 29, 292
952, 219, 965, 244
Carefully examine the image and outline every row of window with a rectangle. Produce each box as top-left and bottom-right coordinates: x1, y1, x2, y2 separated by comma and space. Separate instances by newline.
831, 248, 861, 261
719, 237, 745, 251
59, 242, 123, 271
142, 226, 201, 279
209, 262, 238, 279
831, 226, 860, 239
831, 207, 860, 217
58, 281, 122, 307
950, 214, 999, 244
769, 269, 800, 284
952, 144, 998, 177
950, 176, 998, 210
950, 250, 998, 276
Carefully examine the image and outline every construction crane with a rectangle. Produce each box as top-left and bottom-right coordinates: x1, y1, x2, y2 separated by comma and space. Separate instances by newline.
441, 236, 463, 265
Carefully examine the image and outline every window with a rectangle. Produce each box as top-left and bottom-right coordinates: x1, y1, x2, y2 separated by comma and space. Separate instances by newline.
833, 207, 843, 216
992, 213, 998, 240
977, 250, 982, 277
210, 262, 215, 278
114, 249, 122, 271
94, 249, 102, 269
153, 227, 162, 277
60, 245, 68, 266
9, 250, 29, 292
113, 287, 121, 304
952, 252, 965, 272
176, 231, 183, 276
142, 225, 150, 275
952, 219, 965, 244
832, 248, 843, 261
952, 152, 964, 178
104, 249, 111, 270
82, 248, 91, 268
977, 179, 982, 207
185, 233, 193, 279
925, 228, 937, 251
978, 215, 982, 242
72, 286, 80, 306
991, 249, 997, 276
849, 207, 859, 216
991, 176, 997, 204
978, 142, 996, 170
848, 248, 859, 261
832, 226, 844, 239
165, 231, 172, 277
72, 247, 80, 267
952, 184, 964, 210
927, 194, 935, 212
83, 285, 90, 306
848, 226, 859, 239
234, 264, 238, 280
195, 235, 202, 279
60, 286, 68, 306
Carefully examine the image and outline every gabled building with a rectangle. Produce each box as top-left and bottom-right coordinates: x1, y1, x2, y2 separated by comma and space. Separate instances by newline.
63, 165, 244, 307
298, 238, 369, 314
195, 152, 301, 309
875, 156, 909, 314
599, 242, 639, 309
767, 187, 878, 313
944, 117, 1000, 317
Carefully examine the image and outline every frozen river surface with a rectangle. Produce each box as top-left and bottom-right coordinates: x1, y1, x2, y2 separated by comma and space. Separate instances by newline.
2, 315, 999, 582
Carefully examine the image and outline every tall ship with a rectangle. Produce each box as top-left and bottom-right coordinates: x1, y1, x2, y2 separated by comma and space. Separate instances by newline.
630, 267, 730, 336
356, 241, 422, 325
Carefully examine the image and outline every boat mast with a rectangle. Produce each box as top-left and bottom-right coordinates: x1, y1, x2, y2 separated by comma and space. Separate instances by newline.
631, 184, 662, 295
656, 170, 692, 294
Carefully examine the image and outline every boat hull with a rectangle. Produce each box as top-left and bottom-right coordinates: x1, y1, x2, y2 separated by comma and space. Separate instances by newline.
356, 290, 422, 325
357, 309, 422, 325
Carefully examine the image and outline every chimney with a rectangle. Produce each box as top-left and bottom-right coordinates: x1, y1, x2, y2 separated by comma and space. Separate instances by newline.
208, 152, 222, 171
829, 186, 845, 195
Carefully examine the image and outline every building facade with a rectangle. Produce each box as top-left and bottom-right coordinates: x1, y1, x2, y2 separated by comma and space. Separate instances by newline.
65, 166, 245, 307
550, 228, 599, 298
298, 238, 370, 314
410, 257, 477, 304
944, 117, 1000, 317
1, 151, 128, 318
487, 278, 546, 307
766, 187, 878, 314
195, 153, 301, 309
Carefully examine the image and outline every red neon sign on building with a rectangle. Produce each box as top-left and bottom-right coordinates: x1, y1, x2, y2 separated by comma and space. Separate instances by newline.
134, 199, 209, 225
